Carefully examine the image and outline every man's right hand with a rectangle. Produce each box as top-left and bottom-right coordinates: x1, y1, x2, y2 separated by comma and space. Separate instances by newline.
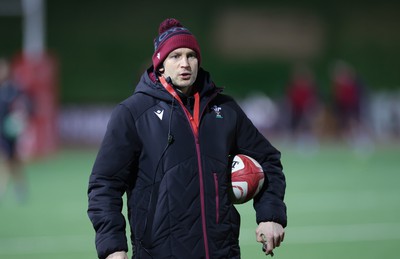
106, 251, 128, 259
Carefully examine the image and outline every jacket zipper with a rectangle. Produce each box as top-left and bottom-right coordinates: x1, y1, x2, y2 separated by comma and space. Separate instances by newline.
173, 99, 210, 259
182, 94, 218, 259
193, 92, 218, 259
190, 92, 219, 259
195, 136, 209, 259
161, 76, 220, 259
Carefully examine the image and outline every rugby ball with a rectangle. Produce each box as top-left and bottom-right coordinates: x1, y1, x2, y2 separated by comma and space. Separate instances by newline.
230, 154, 265, 204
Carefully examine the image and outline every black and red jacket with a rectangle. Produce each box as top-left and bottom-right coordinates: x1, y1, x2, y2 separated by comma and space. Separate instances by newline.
88, 68, 287, 259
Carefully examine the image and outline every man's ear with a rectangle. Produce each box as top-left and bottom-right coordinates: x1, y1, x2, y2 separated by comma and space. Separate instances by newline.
158, 67, 165, 74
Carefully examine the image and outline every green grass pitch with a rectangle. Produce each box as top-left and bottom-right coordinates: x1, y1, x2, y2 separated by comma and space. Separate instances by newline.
1, 143, 399, 258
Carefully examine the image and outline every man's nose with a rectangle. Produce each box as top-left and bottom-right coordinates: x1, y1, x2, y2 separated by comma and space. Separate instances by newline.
181, 56, 190, 67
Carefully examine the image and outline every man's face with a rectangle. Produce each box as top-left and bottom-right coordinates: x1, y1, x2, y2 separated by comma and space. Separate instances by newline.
161, 48, 198, 95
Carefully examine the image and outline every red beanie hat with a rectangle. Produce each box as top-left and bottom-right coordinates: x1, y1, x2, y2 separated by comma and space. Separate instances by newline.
152, 18, 201, 71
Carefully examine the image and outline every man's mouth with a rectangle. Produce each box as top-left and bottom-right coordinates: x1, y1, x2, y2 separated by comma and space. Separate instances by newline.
180, 73, 191, 79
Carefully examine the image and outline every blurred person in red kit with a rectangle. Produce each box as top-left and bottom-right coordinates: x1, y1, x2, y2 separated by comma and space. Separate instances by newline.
331, 60, 369, 142
0, 58, 32, 203
87, 18, 287, 259
286, 64, 320, 143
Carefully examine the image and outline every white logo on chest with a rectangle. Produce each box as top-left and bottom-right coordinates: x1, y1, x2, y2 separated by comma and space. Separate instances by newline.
154, 109, 164, 120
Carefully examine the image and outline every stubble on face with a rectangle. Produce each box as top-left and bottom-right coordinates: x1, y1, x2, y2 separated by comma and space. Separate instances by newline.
161, 48, 198, 95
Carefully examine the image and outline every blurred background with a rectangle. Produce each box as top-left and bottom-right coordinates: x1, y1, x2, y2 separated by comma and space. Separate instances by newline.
1, 0, 399, 258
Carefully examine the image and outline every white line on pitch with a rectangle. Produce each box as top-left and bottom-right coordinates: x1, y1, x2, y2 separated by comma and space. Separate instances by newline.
0, 235, 94, 255
1, 223, 400, 254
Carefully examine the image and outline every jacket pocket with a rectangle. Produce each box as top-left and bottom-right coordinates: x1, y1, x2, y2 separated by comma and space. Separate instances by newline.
213, 172, 220, 224
141, 182, 160, 247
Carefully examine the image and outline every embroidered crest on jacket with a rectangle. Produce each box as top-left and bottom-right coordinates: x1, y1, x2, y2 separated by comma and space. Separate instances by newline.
211, 105, 223, 119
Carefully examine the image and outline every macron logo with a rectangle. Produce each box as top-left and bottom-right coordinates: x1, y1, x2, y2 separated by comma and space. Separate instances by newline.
154, 109, 164, 120
157, 52, 160, 59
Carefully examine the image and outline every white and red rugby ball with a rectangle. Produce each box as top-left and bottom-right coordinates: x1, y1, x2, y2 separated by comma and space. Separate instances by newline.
230, 154, 265, 204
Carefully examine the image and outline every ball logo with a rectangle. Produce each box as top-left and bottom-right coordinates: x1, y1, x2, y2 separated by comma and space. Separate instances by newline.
231, 157, 244, 172
232, 161, 239, 169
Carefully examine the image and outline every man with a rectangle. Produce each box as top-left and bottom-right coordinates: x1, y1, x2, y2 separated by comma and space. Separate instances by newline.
88, 18, 287, 259
330, 60, 367, 140
0, 58, 30, 202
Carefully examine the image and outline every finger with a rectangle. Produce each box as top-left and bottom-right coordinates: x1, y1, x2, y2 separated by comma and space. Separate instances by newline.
262, 243, 275, 257
260, 234, 271, 254
266, 235, 275, 254
256, 232, 264, 243
277, 231, 285, 246
274, 235, 281, 247
256, 234, 261, 242
260, 233, 276, 256
259, 233, 269, 243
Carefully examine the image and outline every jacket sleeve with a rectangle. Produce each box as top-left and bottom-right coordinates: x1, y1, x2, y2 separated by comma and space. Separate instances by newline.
233, 101, 287, 227
87, 103, 141, 259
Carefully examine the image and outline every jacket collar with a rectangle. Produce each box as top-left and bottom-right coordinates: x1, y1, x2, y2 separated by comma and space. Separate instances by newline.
134, 66, 222, 102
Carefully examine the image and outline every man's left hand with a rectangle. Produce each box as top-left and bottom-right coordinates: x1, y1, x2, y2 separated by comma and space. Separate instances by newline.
256, 221, 285, 256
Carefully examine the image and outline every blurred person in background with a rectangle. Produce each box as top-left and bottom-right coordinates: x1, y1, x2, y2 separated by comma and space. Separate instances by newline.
0, 58, 31, 203
285, 64, 321, 150
330, 60, 372, 151
88, 18, 287, 259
